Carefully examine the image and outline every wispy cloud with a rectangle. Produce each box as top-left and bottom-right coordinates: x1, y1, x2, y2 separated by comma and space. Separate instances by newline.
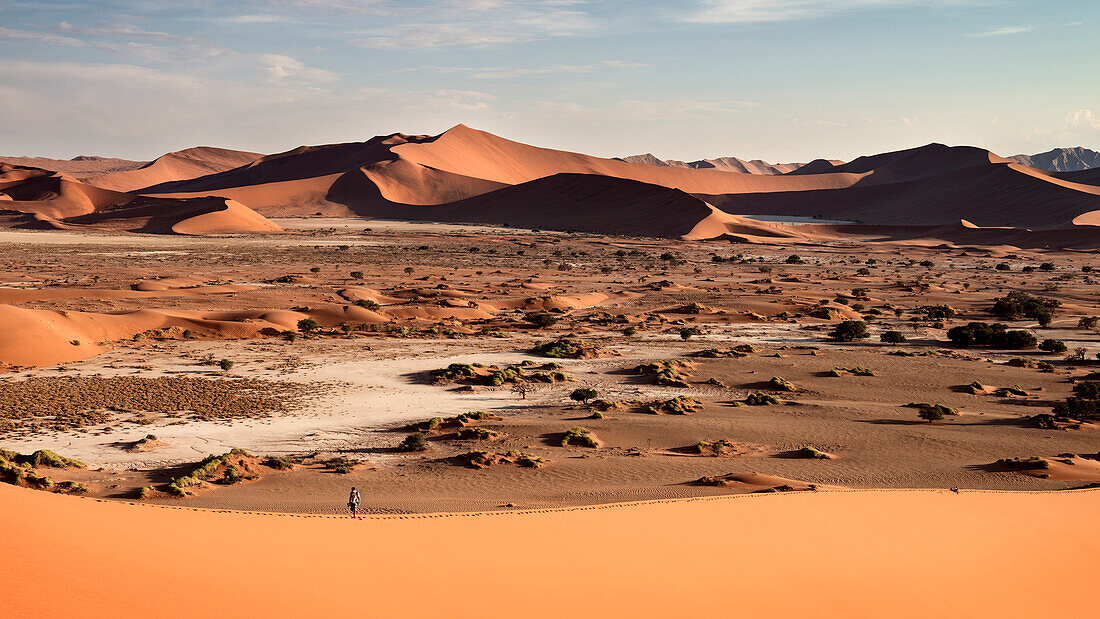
349, 1, 594, 49
424, 60, 644, 79
682, 0, 978, 24
967, 25, 1032, 37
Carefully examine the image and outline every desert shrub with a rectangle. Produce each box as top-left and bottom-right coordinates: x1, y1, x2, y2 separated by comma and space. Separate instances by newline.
569, 388, 598, 404
947, 322, 1037, 349
793, 446, 831, 459
646, 396, 703, 415
524, 312, 560, 329
905, 402, 957, 422
919, 305, 956, 320
990, 291, 1059, 326
880, 331, 907, 344
530, 338, 597, 358
22, 450, 85, 468
432, 362, 477, 380
354, 299, 381, 311
262, 456, 294, 470
744, 393, 779, 406
397, 433, 428, 452
679, 327, 702, 340
218, 358, 235, 371
350, 271, 365, 279
785, 255, 805, 264
297, 318, 320, 333
1078, 316, 1099, 329
1039, 262, 1055, 271
455, 427, 499, 441
767, 376, 795, 391
1039, 339, 1067, 353
507, 451, 546, 468
560, 427, 599, 448
995, 263, 1011, 271
829, 320, 869, 342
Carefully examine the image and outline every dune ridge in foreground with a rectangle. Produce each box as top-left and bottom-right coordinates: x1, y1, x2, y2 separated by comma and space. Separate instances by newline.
2, 484, 1096, 618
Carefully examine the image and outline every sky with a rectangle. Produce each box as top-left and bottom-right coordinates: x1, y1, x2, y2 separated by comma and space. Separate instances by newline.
0, 0, 1097, 162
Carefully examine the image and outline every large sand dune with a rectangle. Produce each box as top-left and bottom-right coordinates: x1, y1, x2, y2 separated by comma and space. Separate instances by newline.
129, 126, 1100, 244
0, 163, 281, 235
86, 146, 260, 192
2, 484, 1096, 617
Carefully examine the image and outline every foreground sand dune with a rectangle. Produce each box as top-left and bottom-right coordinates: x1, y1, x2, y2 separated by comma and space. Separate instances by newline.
2, 484, 1095, 617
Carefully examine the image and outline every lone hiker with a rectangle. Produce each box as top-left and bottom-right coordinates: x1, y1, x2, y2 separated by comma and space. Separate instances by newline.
348, 487, 361, 517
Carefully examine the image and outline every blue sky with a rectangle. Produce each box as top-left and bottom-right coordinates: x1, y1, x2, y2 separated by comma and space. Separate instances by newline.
0, 1, 1096, 162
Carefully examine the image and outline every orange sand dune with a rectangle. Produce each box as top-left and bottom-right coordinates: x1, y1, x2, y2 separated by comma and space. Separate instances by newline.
87, 147, 260, 193
0, 163, 281, 235
141, 125, 865, 215
2, 484, 1096, 618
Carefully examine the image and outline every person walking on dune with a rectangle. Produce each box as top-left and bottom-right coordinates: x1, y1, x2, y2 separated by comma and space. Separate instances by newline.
348, 487, 361, 517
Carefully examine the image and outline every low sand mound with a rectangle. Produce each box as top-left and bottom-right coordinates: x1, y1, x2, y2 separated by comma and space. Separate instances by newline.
0, 163, 282, 235
0, 303, 390, 367
3, 485, 1095, 617
87, 147, 260, 193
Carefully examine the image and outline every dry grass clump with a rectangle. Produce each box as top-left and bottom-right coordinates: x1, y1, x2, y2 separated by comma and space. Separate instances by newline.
791, 446, 831, 460
0, 376, 306, 436
766, 376, 796, 391
830, 367, 875, 377
633, 359, 694, 387
691, 439, 740, 456
645, 396, 703, 415
454, 427, 501, 441
559, 426, 600, 448
692, 345, 754, 358
406, 411, 502, 432
165, 448, 259, 496
431, 362, 568, 386
530, 338, 611, 359
742, 393, 780, 406
452, 450, 547, 469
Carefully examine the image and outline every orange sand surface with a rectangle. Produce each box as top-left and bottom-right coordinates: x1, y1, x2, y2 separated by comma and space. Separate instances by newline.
2, 484, 1096, 618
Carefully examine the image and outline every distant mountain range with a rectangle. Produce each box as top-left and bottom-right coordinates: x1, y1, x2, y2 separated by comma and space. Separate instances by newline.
616, 153, 815, 175
621, 147, 1099, 175
1008, 147, 1100, 172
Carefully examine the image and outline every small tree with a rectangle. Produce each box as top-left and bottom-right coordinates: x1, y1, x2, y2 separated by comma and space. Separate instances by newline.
785, 255, 804, 264
919, 407, 945, 423
511, 382, 532, 400
297, 318, 320, 333
1039, 339, 1067, 353
350, 271, 365, 280
397, 433, 427, 452
218, 358, 234, 372
829, 320, 869, 342
570, 388, 598, 404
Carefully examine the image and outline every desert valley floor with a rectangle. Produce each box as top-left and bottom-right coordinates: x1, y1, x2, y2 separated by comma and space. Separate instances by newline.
2, 218, 1098, 514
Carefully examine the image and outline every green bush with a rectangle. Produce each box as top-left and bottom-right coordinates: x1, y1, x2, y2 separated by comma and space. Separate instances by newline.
767, 376, 795, 391
1039, 339, 1067, 353
569, 388, 598, 404
397, 433, 428, 452
829, 320, 869, 342
947, 322, 1037, 349
990, 291, 1059, 326
560, 427, 599, 448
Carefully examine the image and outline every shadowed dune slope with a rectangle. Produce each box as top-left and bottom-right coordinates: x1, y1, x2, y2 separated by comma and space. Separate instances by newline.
0, 163, 281, 235
360, 173, 722, 238
87, 147, 261, 192
704, 161, 1100, 229
2, 484, 1097, 618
